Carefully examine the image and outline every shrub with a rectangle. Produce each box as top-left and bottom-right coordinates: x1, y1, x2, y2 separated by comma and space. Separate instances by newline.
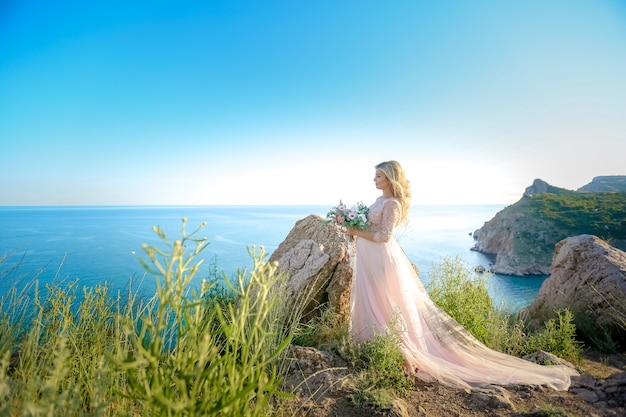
344, 322, 415, 409
426, 256, 495, 344
110, 219, 294, 417
425, 257, 582, 362
0, 278, 136, 416
526, 309, 582, 362
354, 331, 414, 395
293, 305, 350, 349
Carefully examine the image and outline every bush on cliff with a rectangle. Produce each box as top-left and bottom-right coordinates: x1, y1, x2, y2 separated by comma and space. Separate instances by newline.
427, 256, 494, 344
426, 256, 581, 362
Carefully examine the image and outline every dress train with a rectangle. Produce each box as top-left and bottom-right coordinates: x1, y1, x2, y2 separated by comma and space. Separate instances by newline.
350, 235, 578, 391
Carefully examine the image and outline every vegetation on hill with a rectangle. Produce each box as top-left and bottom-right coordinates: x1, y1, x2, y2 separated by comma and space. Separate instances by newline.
529, 192, 626, 239
474, 185, 626, 275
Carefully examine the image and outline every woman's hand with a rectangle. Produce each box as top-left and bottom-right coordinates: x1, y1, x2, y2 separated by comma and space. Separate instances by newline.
347, 227, 375, 242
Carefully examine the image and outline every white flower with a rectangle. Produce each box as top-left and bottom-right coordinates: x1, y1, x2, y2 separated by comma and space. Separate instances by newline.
325, 200, 370, 230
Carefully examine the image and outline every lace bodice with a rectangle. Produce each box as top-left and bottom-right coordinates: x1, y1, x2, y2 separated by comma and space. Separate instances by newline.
367, 197, 401, 243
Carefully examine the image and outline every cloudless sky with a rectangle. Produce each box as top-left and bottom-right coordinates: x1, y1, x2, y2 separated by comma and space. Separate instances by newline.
1, 0, 625, 206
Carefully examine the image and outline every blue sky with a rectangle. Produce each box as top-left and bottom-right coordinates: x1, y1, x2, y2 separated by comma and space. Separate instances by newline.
2, 0, 625, 206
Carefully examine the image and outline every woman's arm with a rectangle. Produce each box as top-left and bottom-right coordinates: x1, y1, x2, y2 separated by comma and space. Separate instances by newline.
346, 227, 376, 241
347, 200, 401, 242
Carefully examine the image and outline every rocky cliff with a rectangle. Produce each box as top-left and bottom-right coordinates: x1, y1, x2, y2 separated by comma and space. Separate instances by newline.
578, 175, 626, 192
472, 179, 626, 276
525, 235, 626, 346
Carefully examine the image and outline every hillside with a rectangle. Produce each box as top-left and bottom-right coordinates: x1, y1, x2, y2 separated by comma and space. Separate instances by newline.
471, 179, 626, 276
578, 175, 626, 192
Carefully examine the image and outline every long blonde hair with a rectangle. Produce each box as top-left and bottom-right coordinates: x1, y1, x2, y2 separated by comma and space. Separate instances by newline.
375, 160, 412, 225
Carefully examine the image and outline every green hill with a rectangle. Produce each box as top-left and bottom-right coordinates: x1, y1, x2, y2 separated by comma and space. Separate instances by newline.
519, 190, 626, 248
472, 180, 626, 275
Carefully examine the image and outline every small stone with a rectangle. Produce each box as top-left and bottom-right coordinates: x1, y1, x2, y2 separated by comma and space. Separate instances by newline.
573, 388, 599, 403
571, 373, 598, 389
469, 386, 515, 410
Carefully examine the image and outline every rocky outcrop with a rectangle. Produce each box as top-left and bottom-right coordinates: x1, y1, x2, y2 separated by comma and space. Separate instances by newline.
578, 176, 626, 193
268, 214, 354, 323
472, 179, 626, 276
523, 178, 551, 197
471, 207, 555, 275
471, 179, 571, 276
525, 235, 626, 342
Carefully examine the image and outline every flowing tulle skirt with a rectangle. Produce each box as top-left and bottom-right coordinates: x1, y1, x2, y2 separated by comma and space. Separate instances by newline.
350, 236, 578, 391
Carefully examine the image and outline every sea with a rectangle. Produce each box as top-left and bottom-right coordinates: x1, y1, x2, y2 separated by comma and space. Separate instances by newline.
0, 204, 546, 312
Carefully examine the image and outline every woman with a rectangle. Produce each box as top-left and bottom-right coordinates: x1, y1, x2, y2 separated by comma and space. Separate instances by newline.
346, 160, 578, 390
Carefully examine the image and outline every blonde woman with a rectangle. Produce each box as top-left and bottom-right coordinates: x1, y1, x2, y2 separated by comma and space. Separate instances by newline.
347, 160, 577, 390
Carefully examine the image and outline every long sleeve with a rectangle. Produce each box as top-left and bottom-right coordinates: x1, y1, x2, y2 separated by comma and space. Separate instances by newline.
372, 199, 401, 243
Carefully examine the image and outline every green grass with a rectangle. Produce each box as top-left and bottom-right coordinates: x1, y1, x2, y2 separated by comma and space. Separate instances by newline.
341, 317, 415, 409
292, 303, 350, 348
0, 219, 304, 417
536, 403, 574, 417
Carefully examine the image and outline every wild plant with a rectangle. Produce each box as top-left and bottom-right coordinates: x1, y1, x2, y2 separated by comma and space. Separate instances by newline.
0, 284, 33, 361
525, 309, 582, 361
425, 257, 582, 361
343, 318, 415, 409
293, 303, 350, 349
426, 256, 494, 344
0, 276, 136, 416
573, 285, 626, 353
110, 219, 295, 417
0, 218, 310, 416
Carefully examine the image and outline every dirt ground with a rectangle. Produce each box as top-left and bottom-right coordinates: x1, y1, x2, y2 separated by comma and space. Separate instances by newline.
281, 349, 626, 417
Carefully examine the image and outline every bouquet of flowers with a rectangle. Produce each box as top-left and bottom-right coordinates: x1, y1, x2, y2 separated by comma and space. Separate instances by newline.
325, 200, 370, 230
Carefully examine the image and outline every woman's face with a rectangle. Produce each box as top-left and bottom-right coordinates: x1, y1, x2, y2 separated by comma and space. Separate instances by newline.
374, 169, 391, 192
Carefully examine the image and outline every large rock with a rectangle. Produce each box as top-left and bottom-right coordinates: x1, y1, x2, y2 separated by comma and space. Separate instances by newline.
269, 214, 353, 323
525, 235, 626, 340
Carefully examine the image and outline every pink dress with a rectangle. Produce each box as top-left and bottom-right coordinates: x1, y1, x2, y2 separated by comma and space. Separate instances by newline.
350, 197, 578, 390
